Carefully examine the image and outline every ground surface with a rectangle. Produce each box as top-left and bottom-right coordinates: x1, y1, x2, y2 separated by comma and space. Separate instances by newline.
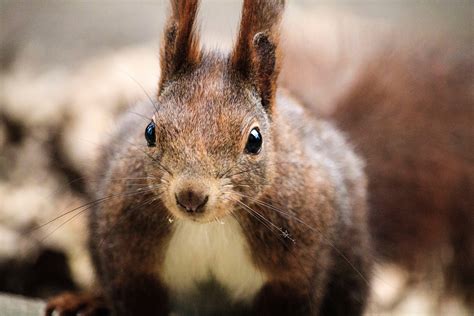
0, 293, 45, 316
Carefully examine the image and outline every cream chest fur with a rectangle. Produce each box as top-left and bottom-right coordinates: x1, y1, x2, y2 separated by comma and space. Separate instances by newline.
158, 217, 267, 309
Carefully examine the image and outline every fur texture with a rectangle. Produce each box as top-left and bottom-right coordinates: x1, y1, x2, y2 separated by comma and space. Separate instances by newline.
160, 218, 267, 313
46, 1, 372, 315
282, 30, 474, 306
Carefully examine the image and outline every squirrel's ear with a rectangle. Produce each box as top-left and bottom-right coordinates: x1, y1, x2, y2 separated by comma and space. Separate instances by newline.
159, 0, 201, 93
231, 0, 285, 112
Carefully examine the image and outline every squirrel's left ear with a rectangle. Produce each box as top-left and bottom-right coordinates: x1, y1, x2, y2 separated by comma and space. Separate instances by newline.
231, 0, 285, 114
159, 0, 201, 94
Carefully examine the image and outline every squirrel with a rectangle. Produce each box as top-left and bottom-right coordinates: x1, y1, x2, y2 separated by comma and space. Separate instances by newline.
45, 0, 372, 315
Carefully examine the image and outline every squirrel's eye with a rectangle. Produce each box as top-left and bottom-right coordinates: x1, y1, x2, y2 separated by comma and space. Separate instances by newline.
245, 127, 262, 155
145, 121, 156, 147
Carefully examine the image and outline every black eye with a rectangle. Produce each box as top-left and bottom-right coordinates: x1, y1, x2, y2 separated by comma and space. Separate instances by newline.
245, 127, 262, 154
145, 121, 156, 147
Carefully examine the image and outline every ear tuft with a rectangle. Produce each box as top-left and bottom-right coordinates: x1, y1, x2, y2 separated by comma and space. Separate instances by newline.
232, 0, 285, 113
254, 32, 270, 47
159, 0, 201, 94
253, 32, 278, 109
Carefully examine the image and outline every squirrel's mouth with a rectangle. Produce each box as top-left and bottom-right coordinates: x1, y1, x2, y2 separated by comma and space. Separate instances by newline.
168, 210, 233, 224
165, 193, 237, 224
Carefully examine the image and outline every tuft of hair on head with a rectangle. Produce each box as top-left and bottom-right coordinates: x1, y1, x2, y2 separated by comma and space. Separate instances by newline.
231, 0, 285, 113
159, 0, 202, 93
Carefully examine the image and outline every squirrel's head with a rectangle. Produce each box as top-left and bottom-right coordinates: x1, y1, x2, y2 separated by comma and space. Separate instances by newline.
145, 0, 284, 222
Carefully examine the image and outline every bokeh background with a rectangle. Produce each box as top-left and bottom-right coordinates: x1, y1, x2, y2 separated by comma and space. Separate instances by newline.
0, 1, 472, 315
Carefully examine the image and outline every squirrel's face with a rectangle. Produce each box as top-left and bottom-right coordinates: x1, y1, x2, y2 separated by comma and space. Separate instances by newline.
147, 0, 284, 222
144, 59, 275, 223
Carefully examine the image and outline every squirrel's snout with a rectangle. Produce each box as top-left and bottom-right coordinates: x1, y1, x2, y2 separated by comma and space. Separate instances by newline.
175, 189, 209, 214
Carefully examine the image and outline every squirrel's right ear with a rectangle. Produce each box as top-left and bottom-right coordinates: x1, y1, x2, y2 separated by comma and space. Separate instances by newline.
231, 0, 285, 114
159, 0, 201, 93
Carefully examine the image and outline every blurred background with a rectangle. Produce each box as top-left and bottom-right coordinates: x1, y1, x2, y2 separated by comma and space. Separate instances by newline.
0, 1, 472, 315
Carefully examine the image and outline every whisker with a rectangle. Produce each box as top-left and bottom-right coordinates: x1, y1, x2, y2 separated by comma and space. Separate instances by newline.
230, 197, 295, 243
127, 110, 152, 122
123, 139, 173, 176
228, 196, 315, 303
70, 130, 173, 177
31, 188, 156, 233
218, 161, 240, 179
225, 161, 299, 179
119, 69, 159, 114
234, 192, 372, 288
97, 195, 163, 250
39, 207, 89, 242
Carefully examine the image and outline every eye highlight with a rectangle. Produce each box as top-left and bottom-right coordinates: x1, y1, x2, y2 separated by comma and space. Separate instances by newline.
145, 121, 156, 147
245, 127, 262, 155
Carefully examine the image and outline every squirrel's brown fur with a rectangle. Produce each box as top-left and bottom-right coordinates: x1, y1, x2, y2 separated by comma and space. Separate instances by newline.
159, 0, 201, 92
46, 1, 372, 315
334, 45, 474, 305
282, 30, 474, 305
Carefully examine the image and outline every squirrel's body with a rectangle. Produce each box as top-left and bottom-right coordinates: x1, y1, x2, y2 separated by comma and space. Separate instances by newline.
87, 87, 370, 315
47, 1, 372, 315
44, 2, 473, 315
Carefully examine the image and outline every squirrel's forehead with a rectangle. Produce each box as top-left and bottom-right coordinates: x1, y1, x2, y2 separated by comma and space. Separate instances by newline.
158, 67, 254, 106
155, 118, 243, 161
154, 77, 263, 132
155, 109, 248, 136
156, 94, 256, 123
152, 102, 258, 150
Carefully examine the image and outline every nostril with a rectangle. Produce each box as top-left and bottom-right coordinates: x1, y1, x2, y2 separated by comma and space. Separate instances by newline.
175, 190, 209, 213
197, 195, 209, 212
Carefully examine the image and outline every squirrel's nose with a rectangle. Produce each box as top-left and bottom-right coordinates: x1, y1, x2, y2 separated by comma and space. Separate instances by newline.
175, 189, 209, 213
